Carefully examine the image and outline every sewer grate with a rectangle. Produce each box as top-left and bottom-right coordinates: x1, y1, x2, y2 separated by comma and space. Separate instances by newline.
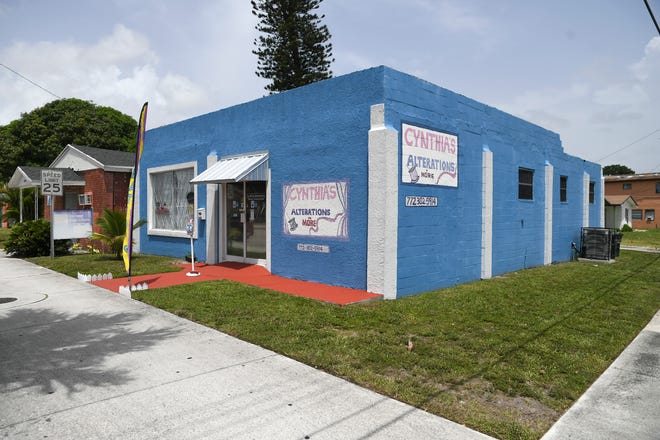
0, 297, 18, 304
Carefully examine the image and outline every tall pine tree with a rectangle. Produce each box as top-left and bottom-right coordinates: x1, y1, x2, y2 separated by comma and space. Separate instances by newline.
252, 0, 334, 93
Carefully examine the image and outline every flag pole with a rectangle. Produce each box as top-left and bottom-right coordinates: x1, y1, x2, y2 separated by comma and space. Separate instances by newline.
123, 102, 148, 286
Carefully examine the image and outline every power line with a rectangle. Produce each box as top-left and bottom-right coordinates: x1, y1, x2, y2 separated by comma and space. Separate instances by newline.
595, 128, 660, 162
643, 0, 660, 35
0, 63, 62, 99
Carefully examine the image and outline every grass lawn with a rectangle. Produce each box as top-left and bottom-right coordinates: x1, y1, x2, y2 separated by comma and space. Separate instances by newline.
27, 253, 181, 278
621, 228, 660, 248
128, 251, 660, 440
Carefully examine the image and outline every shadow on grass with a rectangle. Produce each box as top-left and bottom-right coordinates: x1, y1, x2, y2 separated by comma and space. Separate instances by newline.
0, 308, 180, 396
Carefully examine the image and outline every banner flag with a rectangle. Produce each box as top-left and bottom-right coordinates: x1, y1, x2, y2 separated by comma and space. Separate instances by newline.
123, 102, 148, 281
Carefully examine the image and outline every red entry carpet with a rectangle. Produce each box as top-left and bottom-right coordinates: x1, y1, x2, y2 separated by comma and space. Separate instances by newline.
92, 262, 382, 306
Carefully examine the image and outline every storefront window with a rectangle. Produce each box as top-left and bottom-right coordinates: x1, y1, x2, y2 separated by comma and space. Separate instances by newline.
148, 163, 195, 236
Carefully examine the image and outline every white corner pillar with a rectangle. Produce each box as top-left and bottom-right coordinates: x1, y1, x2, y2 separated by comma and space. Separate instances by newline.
481, 146, 493, 279
599, 175, 605, 227
367, 104, 398, 299
266, 168, 271, 272
205, 153, 219, 264
583, 172, 590, 228
544, 161, 553, 265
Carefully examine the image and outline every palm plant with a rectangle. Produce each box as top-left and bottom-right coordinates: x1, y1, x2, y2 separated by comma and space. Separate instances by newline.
0, 183, 38, 224
91, 208, 146, 259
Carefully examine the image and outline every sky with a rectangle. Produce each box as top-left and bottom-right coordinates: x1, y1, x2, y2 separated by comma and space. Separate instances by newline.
1, 0, 659, 173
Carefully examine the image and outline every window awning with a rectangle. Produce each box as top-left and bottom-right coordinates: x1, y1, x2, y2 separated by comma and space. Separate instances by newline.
191, 151, 268, 184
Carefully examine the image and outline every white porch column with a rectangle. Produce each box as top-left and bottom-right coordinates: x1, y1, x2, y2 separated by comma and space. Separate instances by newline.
367, 104, 398, 299
205, 153, 219, 264
481, 146, 493, 279
544, 161, 553, 265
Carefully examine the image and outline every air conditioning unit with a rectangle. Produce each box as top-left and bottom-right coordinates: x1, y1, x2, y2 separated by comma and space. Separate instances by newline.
78, 193, 92, 206
580, 227, 612, 260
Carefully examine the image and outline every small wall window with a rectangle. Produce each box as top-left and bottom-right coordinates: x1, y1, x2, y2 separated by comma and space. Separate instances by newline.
646, 209, 655, 221
656, 182, 660, 193
625, 208, 629, 223
560, 175, 568, 202
589, 181, 595, 204
64, 192, 79, 210
623, 183, 632, 190
148, 162, 196, 237
632, 209, 643, 220
518, 168, 534, 200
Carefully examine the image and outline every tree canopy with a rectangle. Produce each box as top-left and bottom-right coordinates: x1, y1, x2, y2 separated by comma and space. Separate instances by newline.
603, 164, 635, 176
252, 0, 334, 93
0, 98, 137, 183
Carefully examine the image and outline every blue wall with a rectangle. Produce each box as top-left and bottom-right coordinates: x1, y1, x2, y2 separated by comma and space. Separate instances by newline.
377, 68, 601, 297
140, 67, 385, 289
140, 65, 602, 297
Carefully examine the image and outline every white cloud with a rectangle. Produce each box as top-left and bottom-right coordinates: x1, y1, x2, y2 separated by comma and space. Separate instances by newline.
430, 0, 491, 34
0, 24, 209, 127
497, 36, 660, 172
631, 36, 660, 81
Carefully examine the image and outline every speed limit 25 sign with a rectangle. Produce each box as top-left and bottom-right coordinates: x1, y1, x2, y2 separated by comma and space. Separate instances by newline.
41, 170, 63, 196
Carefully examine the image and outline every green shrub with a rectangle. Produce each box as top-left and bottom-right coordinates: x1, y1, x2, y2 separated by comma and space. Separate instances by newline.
91, 208, 145, 259
620, 224, 633, 232
3, 219, 70, 257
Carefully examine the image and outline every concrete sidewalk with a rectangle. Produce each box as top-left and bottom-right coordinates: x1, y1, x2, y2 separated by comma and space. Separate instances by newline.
542, 308, 660, 440
0, 254, 492, 440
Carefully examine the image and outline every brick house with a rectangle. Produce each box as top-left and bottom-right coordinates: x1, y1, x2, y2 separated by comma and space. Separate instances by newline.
48, 145, 135, 234
604, 173, 660, 229
6, 166, 85, 222
7, 145, 137, 250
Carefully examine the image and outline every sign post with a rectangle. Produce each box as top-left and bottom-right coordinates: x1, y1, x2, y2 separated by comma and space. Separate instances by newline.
41, 170, 63, 260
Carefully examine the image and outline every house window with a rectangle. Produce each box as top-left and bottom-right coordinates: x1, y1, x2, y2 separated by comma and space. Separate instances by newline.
625, 208, 629, 223
518, 168, 534, 200
589, 181, 595, 204
623, 183, 632, 190
148, 162, 196, 237
560, 175, 567, 202
646, 209, 656, 221
656, 182, 660, 194
632, 209, 643, 220
64, 192, 79, 210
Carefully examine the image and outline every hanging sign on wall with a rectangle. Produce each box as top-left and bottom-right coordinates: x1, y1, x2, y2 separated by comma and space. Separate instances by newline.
401, 123, 458, 187
283, 180, 349, 239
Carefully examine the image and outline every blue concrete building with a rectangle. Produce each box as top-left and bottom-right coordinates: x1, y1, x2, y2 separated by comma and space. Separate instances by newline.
138, 66, 603, 299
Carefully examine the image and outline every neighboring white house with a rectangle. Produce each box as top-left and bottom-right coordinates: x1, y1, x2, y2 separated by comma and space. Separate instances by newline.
604, 195, 637, 230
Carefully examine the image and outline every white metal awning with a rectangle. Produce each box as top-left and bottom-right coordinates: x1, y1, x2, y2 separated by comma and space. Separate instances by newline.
191, 151, 268, 184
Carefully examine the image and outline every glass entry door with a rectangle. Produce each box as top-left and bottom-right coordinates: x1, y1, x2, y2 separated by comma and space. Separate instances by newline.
225, 181, 267, 263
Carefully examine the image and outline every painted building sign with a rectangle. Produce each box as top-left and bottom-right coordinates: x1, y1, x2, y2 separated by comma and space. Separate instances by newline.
402, 123, 458, 187
297, 243, 330, 253
405, 195, 438, 207
283, 180, 349, 239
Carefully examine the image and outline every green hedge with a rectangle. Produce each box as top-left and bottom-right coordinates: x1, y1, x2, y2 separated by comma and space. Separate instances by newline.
3, 219, 70, 257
